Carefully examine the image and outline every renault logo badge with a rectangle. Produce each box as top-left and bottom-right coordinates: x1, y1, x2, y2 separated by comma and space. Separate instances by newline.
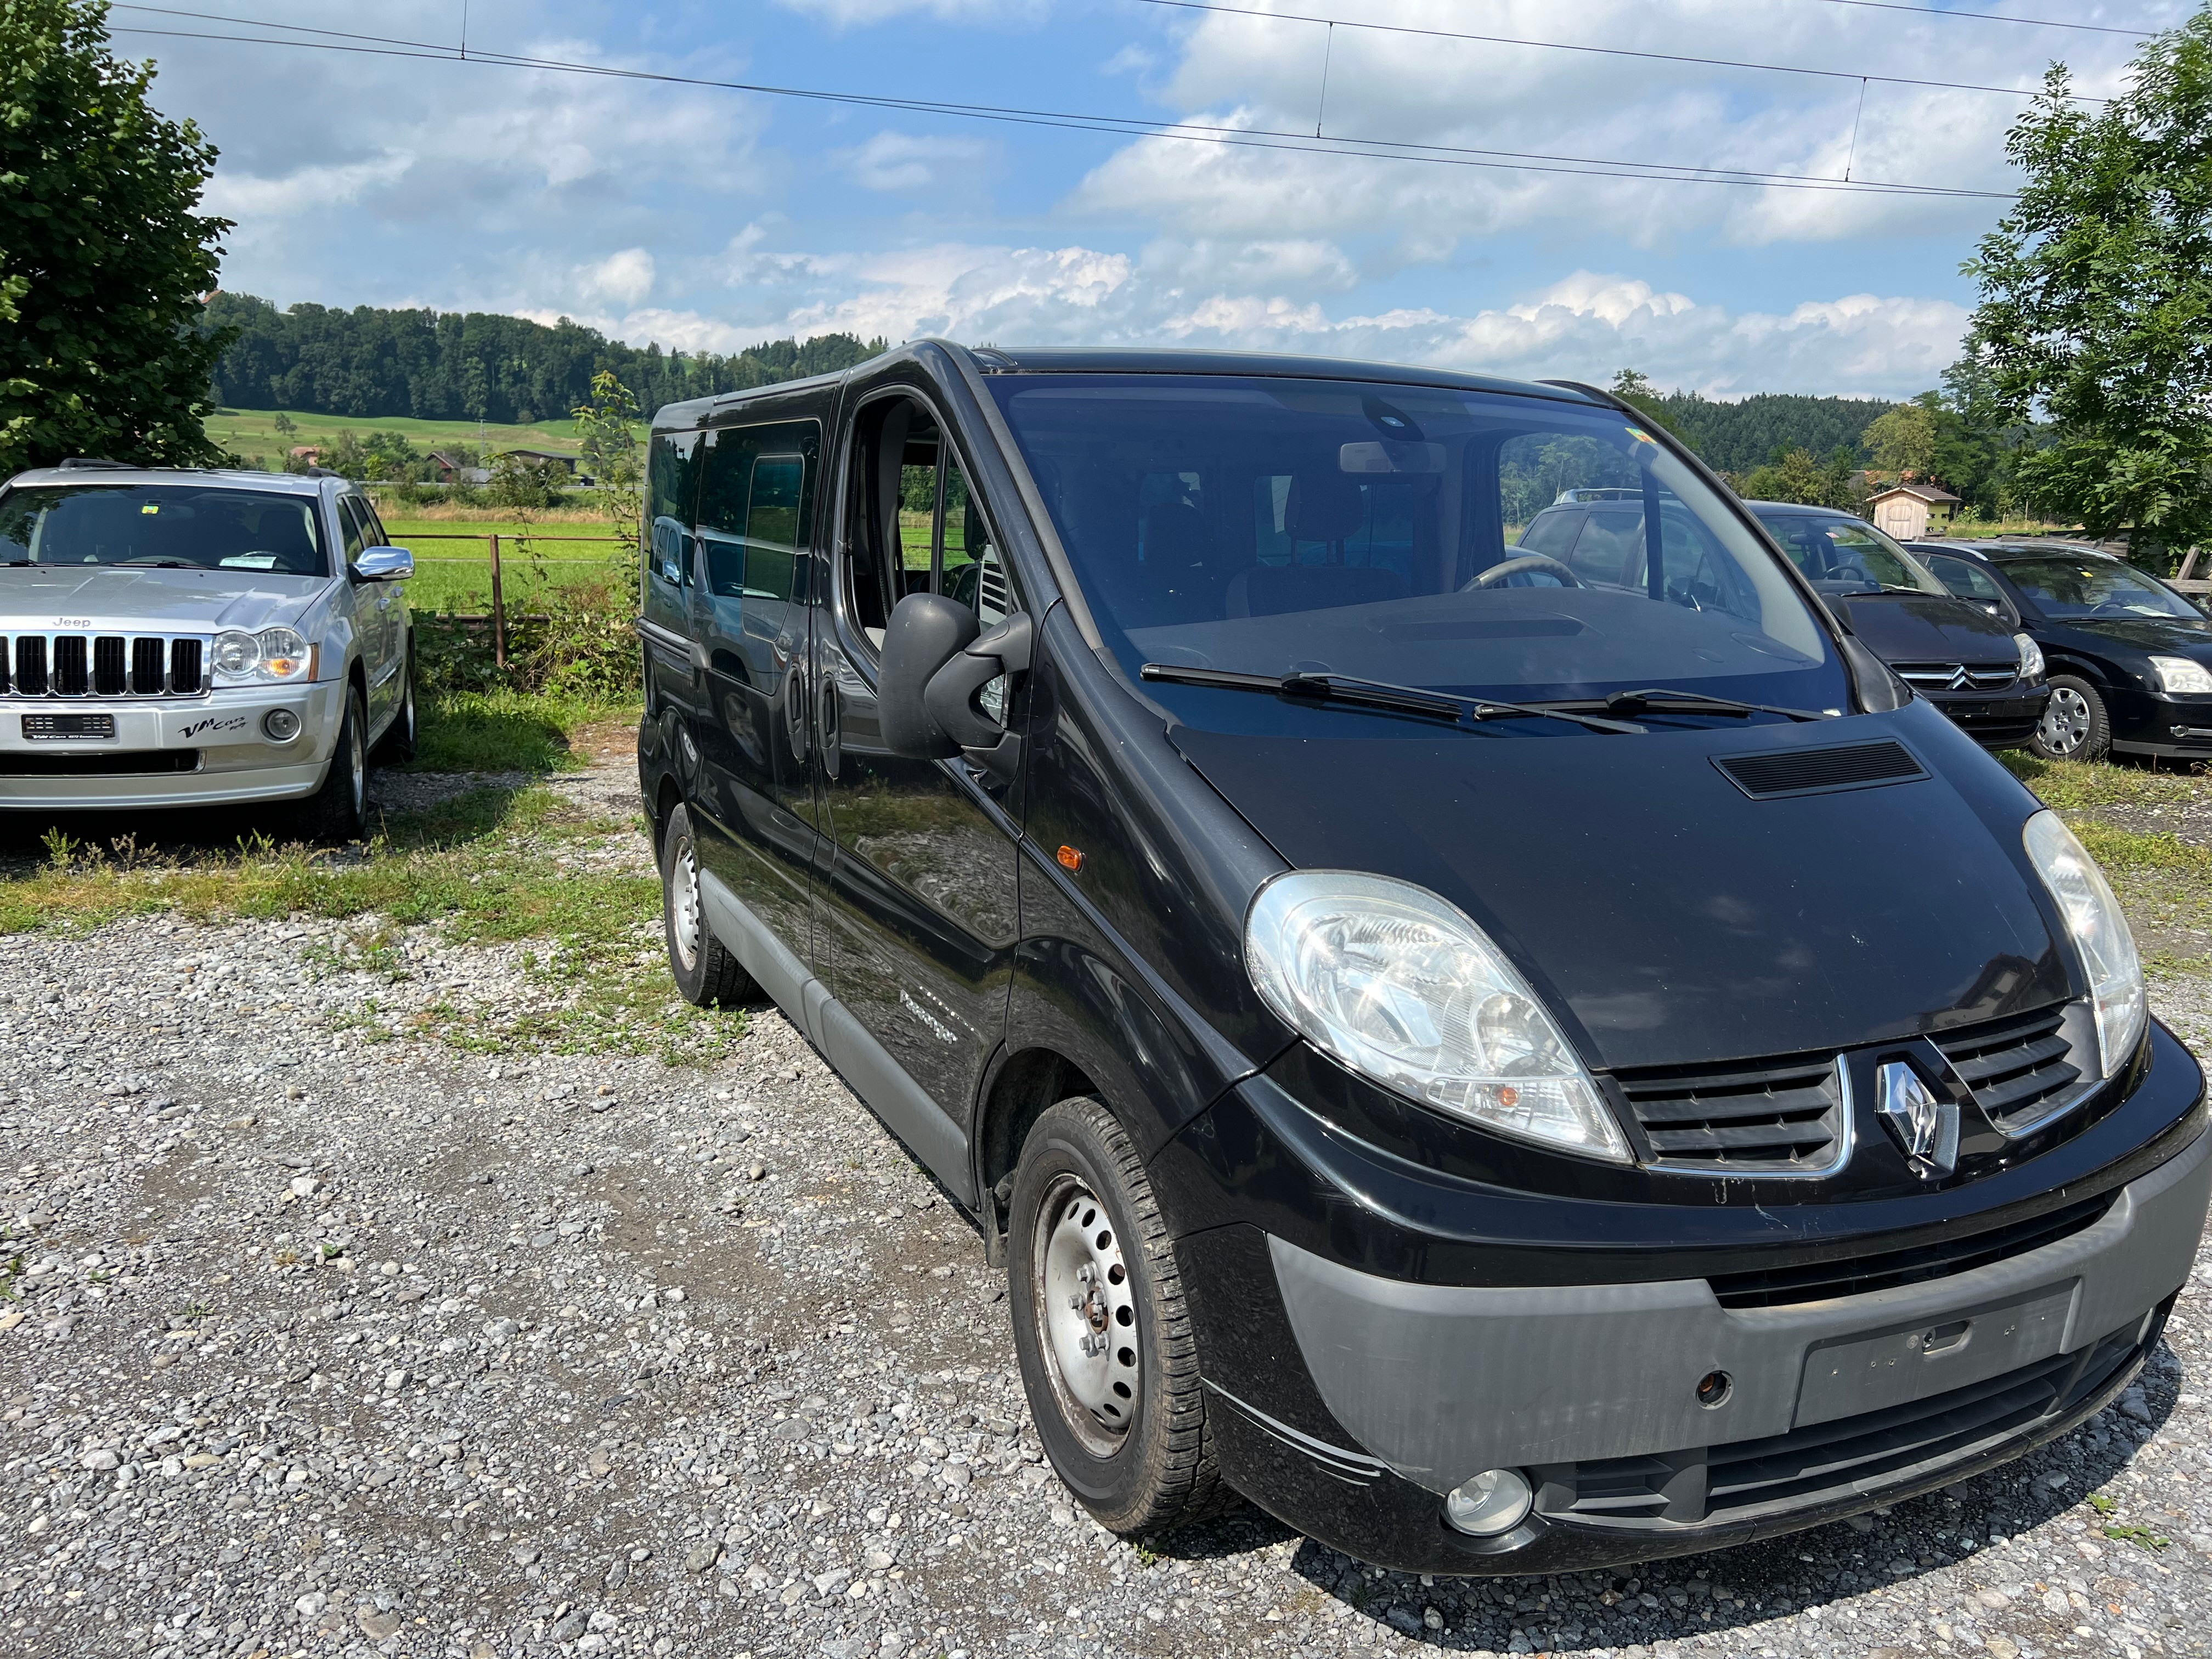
1875, 1059, 1960, 1178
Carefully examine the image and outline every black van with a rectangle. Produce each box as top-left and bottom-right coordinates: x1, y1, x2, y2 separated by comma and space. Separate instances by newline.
636, 343, 2209, 1575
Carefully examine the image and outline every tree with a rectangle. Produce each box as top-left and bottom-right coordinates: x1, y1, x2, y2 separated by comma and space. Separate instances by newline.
1863, 402, 1939, 482
0, 0, 232, 475
1609, 368, 1674, 436
1738, 447, 1832, 506
572, 370, 644, 554
1964, 7, 2212, 549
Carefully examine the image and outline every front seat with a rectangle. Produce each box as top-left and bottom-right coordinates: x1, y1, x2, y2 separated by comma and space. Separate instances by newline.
1227, 470, 1407, 617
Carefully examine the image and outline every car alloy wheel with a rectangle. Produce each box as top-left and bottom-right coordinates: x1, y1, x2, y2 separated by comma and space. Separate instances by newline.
2040, 685, 2094, 757
668, 831, 703, 973
343, 701, 366, 816
1032, 1172, 1141, 1458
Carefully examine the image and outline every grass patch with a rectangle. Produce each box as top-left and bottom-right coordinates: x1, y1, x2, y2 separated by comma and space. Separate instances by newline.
2072, 820, 2212, 875
2000, 752, 2212, 810
391, 527, 631, 613
411, 690, 636, 773
204, 408, 583, 464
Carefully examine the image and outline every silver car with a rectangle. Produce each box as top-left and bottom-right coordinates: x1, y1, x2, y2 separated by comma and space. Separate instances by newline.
0, 462, 415, 838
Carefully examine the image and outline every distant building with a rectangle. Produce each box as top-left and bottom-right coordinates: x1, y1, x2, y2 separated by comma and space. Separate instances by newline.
494, 448, 579, 475
1869, 482, 1963, 541
288, 444, 323, 465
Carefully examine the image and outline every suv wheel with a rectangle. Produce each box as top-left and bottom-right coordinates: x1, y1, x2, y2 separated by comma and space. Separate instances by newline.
2033, 675, 2111, 763
294, 685, 367, 843
1007, 1097, 1233, 1537
661, 803, 760, 1006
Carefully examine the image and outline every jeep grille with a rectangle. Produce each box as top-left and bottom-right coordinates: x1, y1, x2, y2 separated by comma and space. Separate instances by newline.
2, 633, 208, 698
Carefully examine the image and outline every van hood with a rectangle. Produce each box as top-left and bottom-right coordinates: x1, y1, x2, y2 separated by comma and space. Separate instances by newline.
0, 566, 330, 633
1832, 592, 2021, 665
1170, 705, 2074, 1071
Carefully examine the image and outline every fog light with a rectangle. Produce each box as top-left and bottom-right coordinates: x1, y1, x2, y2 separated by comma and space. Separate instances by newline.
262, 708, 301, 742
1443, 1468, 1532, 1537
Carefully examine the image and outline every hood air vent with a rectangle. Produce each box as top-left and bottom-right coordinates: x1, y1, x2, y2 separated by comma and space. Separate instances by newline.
1716, 740, 1925, 800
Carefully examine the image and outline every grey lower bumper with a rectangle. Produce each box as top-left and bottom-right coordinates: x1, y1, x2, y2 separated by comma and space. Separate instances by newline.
1272, 1124, 2212, 1494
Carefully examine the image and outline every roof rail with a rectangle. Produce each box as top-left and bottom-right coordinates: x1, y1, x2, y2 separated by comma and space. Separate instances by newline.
56, 456, 134, 470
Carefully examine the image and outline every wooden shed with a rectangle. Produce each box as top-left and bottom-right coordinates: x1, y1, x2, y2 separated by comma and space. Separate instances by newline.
1869, 482, 1963, 542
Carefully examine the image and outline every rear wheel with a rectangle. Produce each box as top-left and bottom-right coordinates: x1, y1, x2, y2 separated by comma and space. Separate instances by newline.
1007, 1097, 1232, 1537
661, 803, 759, 1007
294, 685, 367, 843
2033, 675, 2111, 763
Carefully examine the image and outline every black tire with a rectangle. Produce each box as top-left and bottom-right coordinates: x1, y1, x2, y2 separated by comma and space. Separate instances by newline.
1007, 1096, 1233, 1537
294, 684, 368, 843
2032, 674, 2112, 763
661, 803, 759, 1007
371, 640, 416, 764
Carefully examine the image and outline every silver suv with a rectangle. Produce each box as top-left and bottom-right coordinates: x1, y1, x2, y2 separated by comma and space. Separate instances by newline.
0, 462, 415, 838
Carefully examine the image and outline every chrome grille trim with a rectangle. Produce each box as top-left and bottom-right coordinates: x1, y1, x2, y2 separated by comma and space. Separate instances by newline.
1894, 662, 2019, 693
0, 631, 211, 698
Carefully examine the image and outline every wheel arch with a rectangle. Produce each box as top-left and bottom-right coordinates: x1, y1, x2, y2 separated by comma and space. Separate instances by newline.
973, 1045, 1102, 1265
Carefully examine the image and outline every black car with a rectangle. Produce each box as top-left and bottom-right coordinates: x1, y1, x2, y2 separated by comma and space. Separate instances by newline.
637, 343, 2208, 1576
1516, 496, 2047, 748
1910, 540, 2212, 763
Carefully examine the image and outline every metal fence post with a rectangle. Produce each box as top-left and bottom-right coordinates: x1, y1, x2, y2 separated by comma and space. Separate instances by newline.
488, 532, 507, 669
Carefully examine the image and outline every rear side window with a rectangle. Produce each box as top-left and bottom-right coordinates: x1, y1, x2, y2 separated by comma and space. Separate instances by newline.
644, 427, 704, 631
695, 421, 820, 628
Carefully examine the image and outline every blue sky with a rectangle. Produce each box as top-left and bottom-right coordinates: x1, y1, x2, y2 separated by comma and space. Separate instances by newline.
124, 0, 2183, 399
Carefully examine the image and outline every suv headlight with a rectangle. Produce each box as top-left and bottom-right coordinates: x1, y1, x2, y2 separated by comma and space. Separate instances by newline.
1244, 871, 1629, 1162
213, 627, 316, 685
2023, 811, 2146, 1079
2150, 654, 2212, 695
2015, 633, 2045, 680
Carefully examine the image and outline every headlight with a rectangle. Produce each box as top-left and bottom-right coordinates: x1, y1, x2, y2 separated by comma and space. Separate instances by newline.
213, 627, 315, 685
1244, 871, 1629, 1162
2150, 654, 2212, 695
2015, 634, 2045, 680
2023, 811, 2146, 1078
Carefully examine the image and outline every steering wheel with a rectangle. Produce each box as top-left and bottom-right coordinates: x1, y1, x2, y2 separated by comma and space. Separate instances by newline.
1462, 554, 1583, 591
1829, 565, 1869, 584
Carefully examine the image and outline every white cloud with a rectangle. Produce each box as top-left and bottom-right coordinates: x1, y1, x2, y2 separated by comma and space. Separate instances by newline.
203, 155, 411, 231
578, 248, 656, 308
840, 131, 993, 193
772, 0, 1045, 24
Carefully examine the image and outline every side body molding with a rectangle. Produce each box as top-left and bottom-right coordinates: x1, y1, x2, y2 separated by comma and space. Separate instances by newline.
697, 866, 977, 1207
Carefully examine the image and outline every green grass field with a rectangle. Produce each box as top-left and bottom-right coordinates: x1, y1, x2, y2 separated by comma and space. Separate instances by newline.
205, 407, 583, 469
382, 520, 633, 611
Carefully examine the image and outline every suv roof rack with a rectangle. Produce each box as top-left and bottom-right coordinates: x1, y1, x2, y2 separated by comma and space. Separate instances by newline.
56, 457, 134, 470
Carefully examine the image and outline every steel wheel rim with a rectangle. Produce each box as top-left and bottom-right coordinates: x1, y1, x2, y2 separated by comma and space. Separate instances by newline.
2041, 686, 2092, 756
1032, 1173, 1139, 1455
669, 833, 703, 971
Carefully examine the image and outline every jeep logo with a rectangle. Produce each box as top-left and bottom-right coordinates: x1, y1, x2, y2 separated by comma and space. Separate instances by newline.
57, 617, 91, 628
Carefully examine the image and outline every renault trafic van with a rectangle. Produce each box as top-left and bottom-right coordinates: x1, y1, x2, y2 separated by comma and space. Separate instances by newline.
636, 343, 2209, 1574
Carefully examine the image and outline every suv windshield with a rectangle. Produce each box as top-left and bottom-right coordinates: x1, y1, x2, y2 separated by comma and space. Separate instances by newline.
0, 484, 328, 576
987, 375, 1844, 709
2002, 557, 2200, 621
1753, 511, 1949, 597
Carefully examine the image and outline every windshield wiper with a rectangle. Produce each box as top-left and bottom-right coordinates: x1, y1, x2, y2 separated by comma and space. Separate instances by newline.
1138, 664, 1646, 734
1595, 686, 1836, 722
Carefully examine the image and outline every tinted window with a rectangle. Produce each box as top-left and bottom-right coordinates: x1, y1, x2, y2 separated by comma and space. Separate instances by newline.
990, 375, 1839, 707
1926, 555, 2005, 604
695, 421, 820, 624
0, 484, 328, 575
2002, 558, 2200, 620
645, 427, 703, 605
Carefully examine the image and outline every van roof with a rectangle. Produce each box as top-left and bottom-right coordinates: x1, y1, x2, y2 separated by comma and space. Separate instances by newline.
648, 339, 1612, 432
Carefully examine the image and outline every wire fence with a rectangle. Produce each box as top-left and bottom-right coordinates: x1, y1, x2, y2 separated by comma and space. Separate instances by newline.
402, 532, 629, 667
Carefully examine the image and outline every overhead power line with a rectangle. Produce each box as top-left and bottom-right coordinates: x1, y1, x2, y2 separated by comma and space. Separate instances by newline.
1131, 0, 2113, 103
1781, 0, 2156, 39
106, 4, 2019, 201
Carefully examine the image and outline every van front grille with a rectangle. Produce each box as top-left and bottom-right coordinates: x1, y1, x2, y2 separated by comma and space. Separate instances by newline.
1613, 1053, 1846, 1175
1542, 1323, 2145, 1529
1, 633, 210, 698
1895, 663, 2019, 693
1706, 1191, 2114, 1308
1932, 1005, 2086, 1132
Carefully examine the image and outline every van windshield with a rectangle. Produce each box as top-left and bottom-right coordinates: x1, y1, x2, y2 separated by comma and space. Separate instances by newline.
986, 375, 1846, 712
0, 484, 329, 576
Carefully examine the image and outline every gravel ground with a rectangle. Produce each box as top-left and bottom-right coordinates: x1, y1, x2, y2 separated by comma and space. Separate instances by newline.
3, 754, 2211, 1659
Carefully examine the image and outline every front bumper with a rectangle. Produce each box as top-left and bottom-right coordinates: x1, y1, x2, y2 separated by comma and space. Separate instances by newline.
1925, 684, 2049, 748
2110, 689, 2212, 757
0, 680, 344, 809
1165, 1023, 2209, 1574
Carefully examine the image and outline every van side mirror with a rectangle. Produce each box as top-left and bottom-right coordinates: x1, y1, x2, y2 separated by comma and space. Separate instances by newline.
878, 593, 1032, 778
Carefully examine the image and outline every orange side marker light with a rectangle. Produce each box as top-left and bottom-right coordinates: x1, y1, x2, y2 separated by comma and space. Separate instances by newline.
1057, 845, 1086, 872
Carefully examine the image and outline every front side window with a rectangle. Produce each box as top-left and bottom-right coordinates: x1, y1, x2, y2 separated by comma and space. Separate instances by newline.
989, 375, 1841, 708
1926, 555, 2006, 605
2001, 558, 2200, 621
337, 496, 369, 563
844, 397, 1014, 646
1754, 513, 1949, 596
0, 484, 329, 576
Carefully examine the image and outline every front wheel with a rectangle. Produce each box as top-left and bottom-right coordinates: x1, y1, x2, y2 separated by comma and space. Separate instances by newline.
2032, 675, 2111, 763
1006, 1097, 1232, 1537
293, 684, 367, 843
372, 641, 416, 764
